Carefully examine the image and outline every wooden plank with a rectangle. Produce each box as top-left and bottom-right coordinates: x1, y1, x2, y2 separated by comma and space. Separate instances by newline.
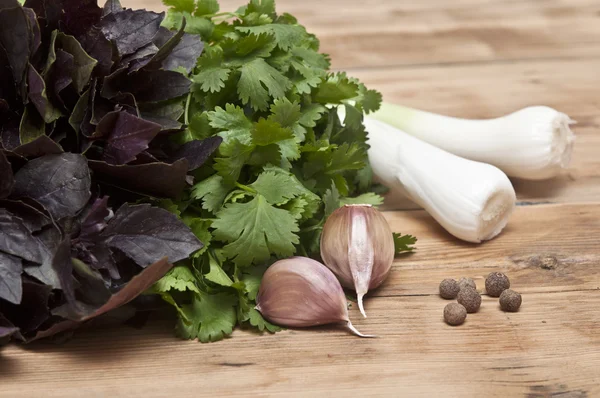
351, 58, 600, 205
2, 290, 599, 397
374, 203, 600, 298
125, 0, 600, 69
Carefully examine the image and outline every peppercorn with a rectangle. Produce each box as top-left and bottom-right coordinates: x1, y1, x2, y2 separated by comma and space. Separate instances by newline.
485, 272, 510, 297
457, 286, 481, 313
439, 278, 460, 299
499, 289, 522, 312
458, 277, 476, 291
444, 303, 467, 326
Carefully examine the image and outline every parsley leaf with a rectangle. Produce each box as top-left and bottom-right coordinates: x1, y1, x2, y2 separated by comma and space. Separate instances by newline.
177, 292, 237, 342
393, 232, 417, 255
238, 58, 291, 110
151, 265, 200, 293
212, 195, 299, 266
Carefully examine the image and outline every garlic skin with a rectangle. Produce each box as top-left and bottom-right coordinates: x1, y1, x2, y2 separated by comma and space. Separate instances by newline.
255, 257, 373, 337
320, 204, 395, 318
364, 117, 516, 243
371, 103, 576, 180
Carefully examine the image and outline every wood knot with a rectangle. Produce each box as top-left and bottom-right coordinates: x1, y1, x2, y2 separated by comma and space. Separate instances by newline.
524, 254, 560, 270
510, 254, 561, 270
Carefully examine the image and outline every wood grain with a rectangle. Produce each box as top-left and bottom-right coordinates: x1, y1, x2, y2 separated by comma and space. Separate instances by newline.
2, 1, 599, 397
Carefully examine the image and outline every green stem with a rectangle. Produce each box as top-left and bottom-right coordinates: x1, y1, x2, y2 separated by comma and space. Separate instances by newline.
235, 182, 256, 194
184, 92, 192, 125
300, 224, 323, 234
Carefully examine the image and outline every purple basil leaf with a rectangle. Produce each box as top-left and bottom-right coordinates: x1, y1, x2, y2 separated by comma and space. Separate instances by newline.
53, 32, 97, 94
0, 279, 51, 333
0, 150, 13, 198
78, 196, 110, 242
22, 7, 41, 56
0, 208, 45, 263
0, 252, 23, 305
150, 25, 204, 74
0, 313, 21, 344
120, 42, 158, 72
91, 94, 115, 125
27, 64, 62, 123
52, 238, 76, 308
71, 257, 112, 304
102, 0, 123, 16
69, 83, 93, 135
61, 0, 102, 37
23, 223, 63, 289
19, 105, 46, 145
101, 68, 191, 103
112, 92, 139, 117
51, 49, 75, 104
0, 7, 30, 92
12, 153, 91, 220
88, 158, 189, 198
33, 257, 172, 335
99, 9, 164, 55
97, 111, 161, 165
140, 113, 183, 133
170, 136, 222, 171
11, 134, 64, 158
0, 199, 52, 232
100, 203, 202, 267
24, 0, 62, 29
79, 26, 113, 77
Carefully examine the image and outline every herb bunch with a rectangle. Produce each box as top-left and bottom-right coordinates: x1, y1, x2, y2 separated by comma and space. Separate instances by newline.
153, 0, 402, 342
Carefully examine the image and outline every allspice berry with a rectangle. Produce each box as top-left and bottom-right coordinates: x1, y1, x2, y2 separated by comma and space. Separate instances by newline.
458, 277, 476, 291
444, 303, 467, 326
485, 272, 510, 297
499, 289, 522, 312
457, 287, 482, 313
439, 279, 460, 299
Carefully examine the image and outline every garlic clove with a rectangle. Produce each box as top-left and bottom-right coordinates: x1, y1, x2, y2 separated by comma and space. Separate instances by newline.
255, 257, 374, 337
320, 204, 395, 317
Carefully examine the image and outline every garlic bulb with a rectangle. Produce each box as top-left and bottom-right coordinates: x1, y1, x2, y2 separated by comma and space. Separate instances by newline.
320, 204, 395, 318
371, 103, 576, 180
256, 257, 373, 337
364, 117, 516, 243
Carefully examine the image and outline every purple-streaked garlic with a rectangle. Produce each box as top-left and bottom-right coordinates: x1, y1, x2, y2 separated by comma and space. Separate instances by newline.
320, 204, 395, 317
255, 257, 373, 338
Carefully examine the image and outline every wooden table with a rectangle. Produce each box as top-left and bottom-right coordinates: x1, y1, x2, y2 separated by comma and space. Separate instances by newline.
3, 0, 600, 396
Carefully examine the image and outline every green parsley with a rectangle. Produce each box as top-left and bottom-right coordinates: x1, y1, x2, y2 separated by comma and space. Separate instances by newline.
154, 0, 412, 342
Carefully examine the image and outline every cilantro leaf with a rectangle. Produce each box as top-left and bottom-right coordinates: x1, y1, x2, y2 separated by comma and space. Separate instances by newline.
205, 254, 234, 286
248, 307, 281, 332
193, 50, 231, 93
177, 292, 237, 342
208, 104, 253, 148
191, 174, 231, 213
238, 58, 291, 110
152, 265, 200, 293
393, 232, 417, 255
237, 24, 306, 50
341, 193, 384, 206
240, 264, 267, 300
212, 195, 299, 267
250, 171, 306, 204
251, 118, 293, 146
162, 0, 195, 13
323, 182, 341, 217
315, 73, 360, 104
195, 0, 219, 16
